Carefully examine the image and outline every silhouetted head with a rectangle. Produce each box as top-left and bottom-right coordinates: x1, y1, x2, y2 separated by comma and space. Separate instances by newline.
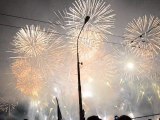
87, 115, 102, 120
115, 115, 119, 120
118, 115, 132, 120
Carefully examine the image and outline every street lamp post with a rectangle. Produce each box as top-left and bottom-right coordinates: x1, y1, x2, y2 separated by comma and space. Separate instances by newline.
76, 16, 90, 120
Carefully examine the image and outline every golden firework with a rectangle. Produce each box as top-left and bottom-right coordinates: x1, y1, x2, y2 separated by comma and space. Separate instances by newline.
81, 51, 117, 87
12, 59, 32, 79
12, 59, 43, 99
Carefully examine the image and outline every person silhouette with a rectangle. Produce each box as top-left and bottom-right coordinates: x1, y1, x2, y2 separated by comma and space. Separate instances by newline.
118, 115, 132, 120
87, 115, 102, 120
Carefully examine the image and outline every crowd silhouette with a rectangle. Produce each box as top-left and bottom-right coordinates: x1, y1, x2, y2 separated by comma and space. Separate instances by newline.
23, 115, 133, 120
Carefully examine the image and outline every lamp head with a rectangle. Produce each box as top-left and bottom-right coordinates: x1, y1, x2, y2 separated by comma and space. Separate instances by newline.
84, 16, 90, 24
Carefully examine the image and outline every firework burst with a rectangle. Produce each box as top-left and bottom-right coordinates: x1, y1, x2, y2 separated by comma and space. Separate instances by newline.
31, 35, 65, 77
12, 59, 43, 99
117, 50, 151, 79
65, 0, 115, 60
12, 25, 51, 58
115, 48, 160, 103
120, 54, 153, 81
124, 15, 160, 58
66, 0, 115, 34
81, 51, 117, 87
12, 59, 32, 79
12, 25, 65, 77
70, 30, 102, 60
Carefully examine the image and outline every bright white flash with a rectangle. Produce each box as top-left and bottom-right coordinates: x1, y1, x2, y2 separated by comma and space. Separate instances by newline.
126, 62, 134, 70
128, 112, 134, 119
83, 91, 93, 98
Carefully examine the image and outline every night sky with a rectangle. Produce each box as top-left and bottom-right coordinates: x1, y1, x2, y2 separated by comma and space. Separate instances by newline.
0, 0, 160, 120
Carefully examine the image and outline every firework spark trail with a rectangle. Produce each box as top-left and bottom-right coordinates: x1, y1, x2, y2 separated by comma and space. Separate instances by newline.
38, 35, 65, 76
124, 15, 160, 58
55, 51, 118, 118
115, 48, 150, 77
81, 51, 117, 87
52, 10, 68, 29
69, 29, 102, 60
64, 0, 115, 60
112, 48, 160, 115
0, 98, 16, 113
64, 49, 117, 91
11, 59, 32, 79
